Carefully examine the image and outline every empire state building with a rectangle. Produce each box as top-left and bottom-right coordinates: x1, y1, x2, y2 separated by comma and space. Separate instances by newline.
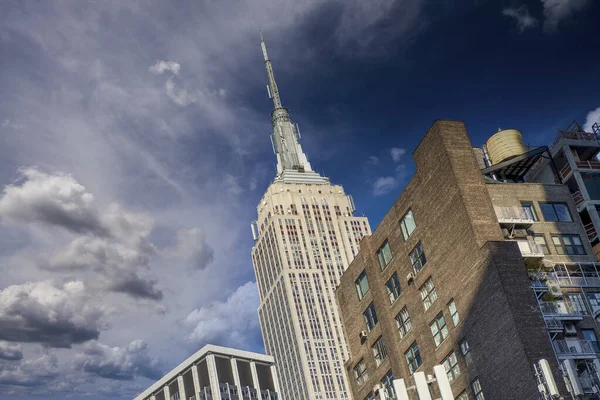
250, 34, 372, 400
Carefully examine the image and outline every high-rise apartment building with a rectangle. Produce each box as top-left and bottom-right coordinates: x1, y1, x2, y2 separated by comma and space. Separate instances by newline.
133, 344, 280, 400
250, 35, 371, 399
337, 120, 600, 399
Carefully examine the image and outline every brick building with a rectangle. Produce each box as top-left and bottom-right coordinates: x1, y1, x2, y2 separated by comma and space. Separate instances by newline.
336, 120, 600, 399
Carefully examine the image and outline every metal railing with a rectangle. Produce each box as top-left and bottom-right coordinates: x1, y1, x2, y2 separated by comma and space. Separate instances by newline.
539, 300, 587, 316
494, 206, 536, 223
517, 240, 545, 257
554, 340, 600, 355
560, 163, 573, 181
547, 263, 600, 287
573, 190, 585, 207
577, 160, 600, 170
551, 130, 599, 151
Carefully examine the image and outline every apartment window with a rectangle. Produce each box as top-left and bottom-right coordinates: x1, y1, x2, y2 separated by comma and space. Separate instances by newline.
381, 370, 397, 399
400, 209, 416, 241
363, 303, 379, 332
372, 336, 388, 367
456, 392, 469, 400
356, 271, 369, 300
448, 299, 460, 326
471, 378, 485, 400
534, 234, 550, 255
419, 277, 438, 310
552, 234, 585, 255
396, 307, 412, 339
385, 273, 402, 304
520, 202, 537, 221
587, 292, 600, 314
405, 342, 422, 374
430, 313, 449, 347
582, 329, 600, 352
442, 351, 461, 382
565, 292, 587, 314
353, 359, 368, 386
377, 240, 393, 270
460, 338, 472, 366
540, 202, 572, 222
409, 242, 427, 273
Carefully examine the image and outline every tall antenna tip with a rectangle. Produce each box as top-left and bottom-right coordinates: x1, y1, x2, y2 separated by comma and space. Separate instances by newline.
259, 30, 264, 42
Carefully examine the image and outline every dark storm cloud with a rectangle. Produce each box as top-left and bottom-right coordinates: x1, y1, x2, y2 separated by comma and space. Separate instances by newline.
0, 279, 106, 348
74, 340, 162, 381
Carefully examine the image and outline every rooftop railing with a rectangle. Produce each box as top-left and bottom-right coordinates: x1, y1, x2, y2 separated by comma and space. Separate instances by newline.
551, 130, 600, 151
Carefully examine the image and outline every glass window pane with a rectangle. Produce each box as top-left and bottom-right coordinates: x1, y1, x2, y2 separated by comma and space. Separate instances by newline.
540, 203, 558, 221
554, 203, 572, 222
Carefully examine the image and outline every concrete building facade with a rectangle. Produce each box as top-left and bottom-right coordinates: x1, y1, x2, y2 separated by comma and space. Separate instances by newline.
337, 120, 600, 399
250, 35, 371, 399
133, 345, 280, 400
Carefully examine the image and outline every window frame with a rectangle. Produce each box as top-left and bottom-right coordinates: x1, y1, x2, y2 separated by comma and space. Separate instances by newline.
404, 342, 422, 374
419, 277, 438, 311
395, 306, 412, 339
430, 313, 449, 347
533, 234, 550, 255
409, 241, 427, 274
539, 202, 573, 222
471, 378, 485, 400
377, 240, 393, 271
353, 359, 368, 386
460, 338, 472, 366
448, 299, 460, 326
372, 336, 388, 367
363, 303, 379, 332
385, 272, 402, 304
400, 209, 417, 241
442, 351, 461, 382
380, 370, 396, 399
355, 271, 369, 300
552, 234, 586, 255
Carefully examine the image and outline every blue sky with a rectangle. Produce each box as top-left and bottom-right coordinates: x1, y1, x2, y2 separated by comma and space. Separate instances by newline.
0, 0, 598, 398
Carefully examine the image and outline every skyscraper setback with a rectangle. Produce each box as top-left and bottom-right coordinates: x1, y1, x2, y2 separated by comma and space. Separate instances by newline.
250, 34, 371, 399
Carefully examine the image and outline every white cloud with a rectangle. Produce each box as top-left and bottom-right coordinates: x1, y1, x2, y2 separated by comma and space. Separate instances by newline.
583, 107, 600, 133
372, 176, 399, 196
165, 228, 214, 271
165, 78, 196, 107
390, 147, 407, 162
149, 60, 181, 75
0, 279, 108, 348
74, 340, 162, 381
541, 0, 590, 32
502, 5, 539, 32
183, 281, 261, 350
0, 342, 23, 361
0, 353, 59, 387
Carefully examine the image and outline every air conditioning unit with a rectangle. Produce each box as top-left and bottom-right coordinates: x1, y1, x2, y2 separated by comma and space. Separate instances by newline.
512, 228, 528, 238
564, 323, 577, 335
547, 283, 562, 297
359, 331, 368, 343
406, 272, 415, 285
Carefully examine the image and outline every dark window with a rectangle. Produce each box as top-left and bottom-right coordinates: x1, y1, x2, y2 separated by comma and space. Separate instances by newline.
472, 378, 485, 400
552, 234, 586, 255
380, 370, 396, 399
372, 336, 388, 367
405, 342, 422, 374
460, 338, 472, 366
400, 210, 416, 240
385, 273, 402, 303
395, 307, 412, 339
540, 202, 572, 222
377, 241, 393, 270
409, 242, 427, 273
355, 271, 369, 300
363, 303, 379, 332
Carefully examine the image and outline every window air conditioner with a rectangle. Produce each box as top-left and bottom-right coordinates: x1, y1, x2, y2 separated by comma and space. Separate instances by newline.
359, 331, 368, 343
564, 323, 577, 335
512, 229, 528, 238
406, 272, 415, 285
547, 283, 562, 297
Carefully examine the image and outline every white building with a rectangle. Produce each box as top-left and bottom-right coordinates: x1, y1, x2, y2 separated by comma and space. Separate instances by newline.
250, 34, 372, 400
133, 345, 281, 400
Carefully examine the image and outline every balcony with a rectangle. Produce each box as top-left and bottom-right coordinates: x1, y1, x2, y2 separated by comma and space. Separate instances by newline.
554, 340, 600, 356
547, 263, 600, 287
494, 206, 536, 225
551, 129, 599, 152
516, 240, 545, 258
585, 222, 598, 242
539, 300, 586, 318
572, 190, 585, 209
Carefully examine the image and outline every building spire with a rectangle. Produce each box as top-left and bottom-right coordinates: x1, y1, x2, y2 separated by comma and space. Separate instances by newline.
260, 31, 282, 110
